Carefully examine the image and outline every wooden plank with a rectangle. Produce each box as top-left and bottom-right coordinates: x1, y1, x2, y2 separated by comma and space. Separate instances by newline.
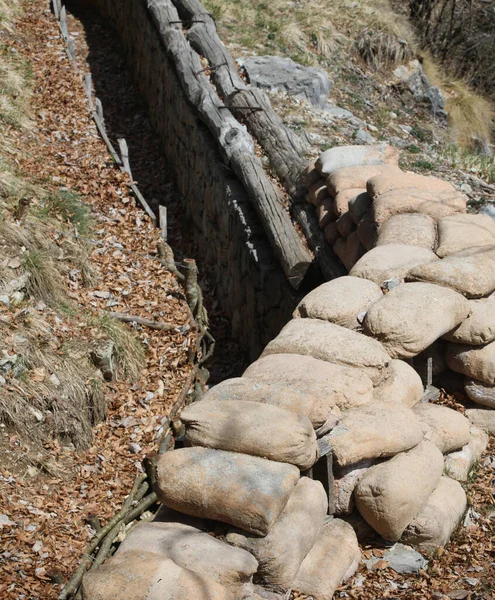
159, 205, 168, 241
92, 112, 123, 167
117, 138, 132, 177
148, 0, 312, 288
130, 183, 157, 226
53, 0, 61, 20
84, 73, 96, 112
59, 5, 68, 40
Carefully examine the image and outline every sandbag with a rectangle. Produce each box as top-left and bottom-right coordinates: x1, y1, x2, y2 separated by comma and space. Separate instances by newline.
156, 448, 299, 536
407, 245, 495, 298
350, 244, 439, 287
373, 359, 424, 408
372, 189, 467, 225
324, 402, 423, 467
81, 551, 233, 600
293, 275, 383, 330
323, 221, 340, 245
465, 377, 495, 408
367, 171, 455, 198
326, 164, 402, 196
333, 188, 365, 217
356, 212, 377, 250
413, 402, 470, 453
226, 478, 327, 588
181, 400, 318, 470
316, 143, 399, 176
363, 282, 470, 358
436, 214, 495, 258
261, 318, 391, 386
117, 522, 258, 587
334, 233, 364, 271
243, 353, 374, 413
401, 476, 467, 550
292, 518, 360, 600
442, 296, 495, 345
415, 339, 448, 376
444, 425, 489, 481
317, 196, 336, 229
376, 213, 436, 249
349, 191, 372, 224
336, 211, 355, 238
307, 181, 329, 206
354, 441, 444, 541
446, 340, 495, 385
465, 408, 495, 435
333, 459, 376, 515
302, 161, 321, 187
203, 376, 341, 432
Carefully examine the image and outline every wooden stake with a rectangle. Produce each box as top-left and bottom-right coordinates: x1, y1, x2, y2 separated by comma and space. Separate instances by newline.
159, 205, 168, 240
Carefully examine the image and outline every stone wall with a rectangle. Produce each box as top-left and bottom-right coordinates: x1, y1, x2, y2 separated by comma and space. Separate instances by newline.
82, 0, 299, 361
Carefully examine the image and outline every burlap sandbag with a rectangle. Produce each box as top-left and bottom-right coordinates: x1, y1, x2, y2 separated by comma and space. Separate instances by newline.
407, 245, 495, 298
336, 212, 355, 238
349, 192, 372, 224
446, 340, 495, 385
181, 400, 318, 470
202, 376, 342, 431
333, 459, 376, 515
324, 402, 423, 467
326, 165, 402, 197
444, 425, 489, 481
82, 551, 233, 600
436, 214, 495, 258
401, 476, 467, 550
414, 402, 470, 453
356, 212, 377, 250
354, 441, 444, 541
464, 377, 495, 408
376, 213, 436, 249
226, 478, 327, 588
294, 275, 382, 330
363, 282, 470, 358
350, 244, 439, 287
324, 221, 340, 245
367, 171, 455, 198
261, 318, 391, 386
373, 359, 423, 407
117, 522, 258, 588
302, 161, 321, 187
372, 189, 467, 225
317, 196, 336, 229
243, 353, 374, 413
307, 181, 329, 206
292, 518, 360, 600
316, 143, 399, 176
156, 448, 299, 536
333, 188, 365, 217
465, 408, 495, 435
442, 295, 495, 345
334, 233, 365, 271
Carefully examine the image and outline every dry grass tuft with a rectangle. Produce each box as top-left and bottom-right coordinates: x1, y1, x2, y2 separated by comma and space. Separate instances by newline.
355, 29, 413, 69
21, 250, 65, 305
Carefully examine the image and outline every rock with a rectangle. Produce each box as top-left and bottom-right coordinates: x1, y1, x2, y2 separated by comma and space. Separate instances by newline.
240, 56, 331, 107
261, 319, 391, 386
307, 181, 329, 206
336, 211, 355, 238
156, 448, 300, 535
372, 189, 467, 225
324, 402, 423, 467
333, 460, 376, 515
322, 105, 355, 121
413, 402, 470, 453
181, 400, 318, 470
402, 476, 467, 550
202, 376, 344, 431
90, 340, 115, 382
350, 244, 439, 287
436, 214, 495, 258
373, 359, 424, 408
407, 245, 495, 298
367, 171, 455, 198
81, 551, 233, 600
293, 275, 383, 330
315, 143, 399, 176
356, 212, 378, 250
316, 196, 336, 228
443, 296, 495, 345
465, 377, 495, 408
226, 478, 327, 588
292, 518, 360, 600
374, 543, 427, 574
356, 128, 375, 144
333, 188, 367, 217
323, 221, 340, 245
363, 282, 470, 358
479, 204, 495, 221
326, 165, 402, 196
243, 353, 374, 414
349, 191, 372, 224
393, 59, 446, 120
465, 408, 495, 435
376, 213, 436, 250
444, 425, 489, 481
446, 340, 495, 385
354, 441, 444, 541
117, 522, 257, 587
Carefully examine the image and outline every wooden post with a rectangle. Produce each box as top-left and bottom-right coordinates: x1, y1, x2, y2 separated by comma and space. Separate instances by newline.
59, 5, 68, 40
84, 73, 95, 112
159, 205, 168, 241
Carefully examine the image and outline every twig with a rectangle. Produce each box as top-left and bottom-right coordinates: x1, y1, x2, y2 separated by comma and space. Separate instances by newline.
107, 311, 177, 331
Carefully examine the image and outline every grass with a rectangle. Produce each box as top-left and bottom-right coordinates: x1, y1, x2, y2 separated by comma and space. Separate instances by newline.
21, 250, 65, 305
38, 189, 93, 235
440, 145, 495, 184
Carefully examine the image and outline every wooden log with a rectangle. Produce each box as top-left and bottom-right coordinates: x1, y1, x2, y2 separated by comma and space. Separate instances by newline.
148, 0, 312, 288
